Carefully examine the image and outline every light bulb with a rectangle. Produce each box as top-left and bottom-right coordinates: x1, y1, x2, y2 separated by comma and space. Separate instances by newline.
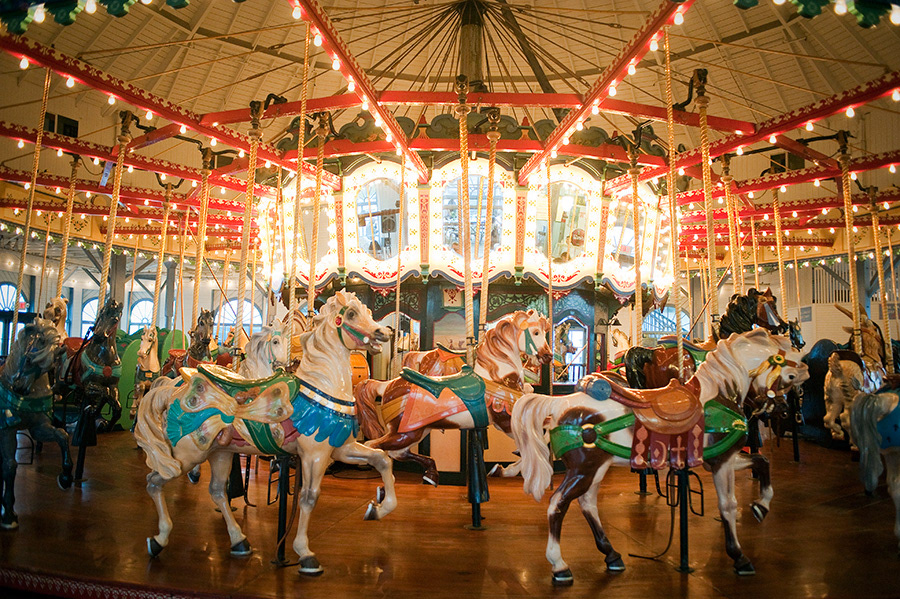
313, 33, 322, 47
92, 157, 99, 165
192, 181, 197, 188
140, 0, 152, 5
86, 191, 91, 198
374, 116, 383, 128
179, 124, 187, 134
627, 63, 636, 76
768, 134, 777, 143
893, 89, 900, 102
805, 121, 814, 132
265, 160, 271, 168
649, 38, 658, 52
107, 94, 116, 105
846, 106, 855, 118
890, 164, 897, 174
85, 0, 97, 14
16, 139, 24, 149
891, 4, 900, 25
830, 228, 835, 234
57, 149, 63, 157
210, 138, 217, 147
814, 179, 821, 187
850, 171, 857, 180
145, 110, 153, 120
161, 173, 167, 181
792, 211, 798, 217
65, 76, 75, 88
835, 0, 848, 15
673, 10, 684, 25
885, 202, 891, 210
773, 0, 786, 4
18, 57, 28, 70
24, 183, 30, 190
55, 187, 60, 194
736, 146, 744, 155
575, 121, 584, 131
385, 132, 392, 142
591, 104, 599, 115
127, 165, 134, 173
347, 79, 355, 92
292, 5, 302, 19
361, 97, 369, 111
238, 149, 245, 158
678, 167, 685, 176
332, 57, 340, 70
608, 85, 617, 97
34, 6, 45, 23
562, 135, 570, 145
822, 207, 828, 215
780, 185, 787, 193
749, 191, 755, 198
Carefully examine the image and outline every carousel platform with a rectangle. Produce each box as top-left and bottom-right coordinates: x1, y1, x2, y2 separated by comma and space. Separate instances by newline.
0, 432, 896, 599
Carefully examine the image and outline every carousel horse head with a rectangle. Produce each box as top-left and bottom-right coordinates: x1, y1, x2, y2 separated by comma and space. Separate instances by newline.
137, 326, 160, 372
241, 321, 291, 377
42, 297, 68, 340
2, 318, 62, 395
190, 309, 215, 349
719, 288, 787, 339
514, 309, 553, 364
301, 290, 390, 356
92, 299, 123, 340
836, 303, 886, 364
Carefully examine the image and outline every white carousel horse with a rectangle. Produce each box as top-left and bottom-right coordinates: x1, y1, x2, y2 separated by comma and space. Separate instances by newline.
42, 297, 68, 343
851, 387, 900, 553
131, 326, 161, 422
824, 303, 886, 441
355, 310, 553, 485
237, 321, 291, 379
135, 291, 395, 576
512, 329, 809, 584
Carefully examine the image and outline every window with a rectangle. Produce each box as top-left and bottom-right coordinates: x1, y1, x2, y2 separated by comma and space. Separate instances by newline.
128, 299, 154, 334
356, 177, 408, 261
0, 283, 27, 312
441, 174, 504, 258
81, 298, 98, 337
642, 306, 690, 342
535, 181, 589, 263
555, 317, 588, 383
214, 299, 263, 343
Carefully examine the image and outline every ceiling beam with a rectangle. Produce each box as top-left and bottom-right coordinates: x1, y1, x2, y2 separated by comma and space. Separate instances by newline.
517, 0, 696, 185
293, 0, 429, 183
0, 32, 339, 189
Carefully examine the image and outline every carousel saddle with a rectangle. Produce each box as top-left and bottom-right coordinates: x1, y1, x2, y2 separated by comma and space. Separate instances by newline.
435, 343, 467, 361
400, 366, 488, 429
195, 363, 297, 401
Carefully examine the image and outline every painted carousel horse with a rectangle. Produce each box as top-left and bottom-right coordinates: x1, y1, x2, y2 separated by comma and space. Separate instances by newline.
553, 321, 578, 382
42, 297, 68, 343
55, 298, 123, 434
135, 291, 395, 575
160, 309, 215, 378
237, 321, 291, 379
355, 310, 553, 485
822, 304, 886, 441
512, 328, 808, 584
850, 386, 900, 553
0, 318, 73, 530
130, 325, 161, 424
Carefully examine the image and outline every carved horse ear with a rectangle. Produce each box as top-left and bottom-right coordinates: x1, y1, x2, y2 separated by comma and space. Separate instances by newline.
335, 292, 348, 306
834, 303, 854, 320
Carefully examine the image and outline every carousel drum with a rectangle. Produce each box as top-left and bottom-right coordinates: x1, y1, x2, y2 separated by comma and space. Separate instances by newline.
350, 351, 370, 389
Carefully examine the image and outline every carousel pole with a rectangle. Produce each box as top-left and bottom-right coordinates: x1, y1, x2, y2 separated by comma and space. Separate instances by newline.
393, 153, 407, 376
546, 159, 555, 375
478, 109, 501, 339
751, 218, 761, 289
456, 77, 475, 366
307, 116, 327, 312
12, 67, 51, 333
628, 151, 643, 347
663, 26, 684, 374
97, 111, 134, 308
722, 155, 742, 296
126, 233, 140, 315
56, 156, 81, 298
838, 132, 863, 351
250, 244, 258, 337
216, 250, 232, 342
869, 188, 895, 373
176, 213, 189, 344
192, 149, 212, 323
695, 70, 718, 324
886, 225, 899, 344
684, 249, 693, 325
291, 25, 313, 324
235, 102, 263, 351
150, 191, 172, 331
772, 188, 789, 314
37, 215, 52, 309
793, 248, 802, 315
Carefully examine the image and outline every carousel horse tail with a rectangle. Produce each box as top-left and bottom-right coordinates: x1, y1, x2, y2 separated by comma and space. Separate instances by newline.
828, 353, 844, 379
850, 391, 892, 494
511, 392, 561, 502
133, 380, 182, 480
355, 379, 386, 440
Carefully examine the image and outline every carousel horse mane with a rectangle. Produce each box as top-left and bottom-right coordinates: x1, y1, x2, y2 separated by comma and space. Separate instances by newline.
717, 291, 761, 340
42, 297, 68, 340
696, 328, 786, 403
623, 346, 654, 389
1, 319, 60, 393
298, 290, 361, 396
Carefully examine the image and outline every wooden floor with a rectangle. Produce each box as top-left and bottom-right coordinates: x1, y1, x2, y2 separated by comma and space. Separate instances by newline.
0, 432, 897, 599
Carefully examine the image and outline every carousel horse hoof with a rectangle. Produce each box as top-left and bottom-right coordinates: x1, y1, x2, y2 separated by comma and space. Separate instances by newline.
488, 464, 501, 477
605, 553, 626, 572
551, 569, 574, 586
187, 469, 201, 484
376, 485, 385, 504
1, 512, 19, 531
423, 474, 439, 487
58, 472, 73, 490
299, 556, 324, 577
750, 503, 769, 522
230, 538, 252, 557
733, 556, 756, 576
147, 537, 164, 557
364, 501, 378, 521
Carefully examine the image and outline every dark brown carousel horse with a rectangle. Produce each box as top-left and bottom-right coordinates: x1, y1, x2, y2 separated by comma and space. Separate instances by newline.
160, 309, 215, 378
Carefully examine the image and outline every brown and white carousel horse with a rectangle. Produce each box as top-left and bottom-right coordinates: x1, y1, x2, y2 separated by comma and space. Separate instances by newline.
355, 310, 553, 485
512, 329, 808, 585
135, 291, 395, 576
0, 318, 73, 530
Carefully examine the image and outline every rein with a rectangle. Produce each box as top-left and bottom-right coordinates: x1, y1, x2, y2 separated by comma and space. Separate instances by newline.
334, 306, 371, 349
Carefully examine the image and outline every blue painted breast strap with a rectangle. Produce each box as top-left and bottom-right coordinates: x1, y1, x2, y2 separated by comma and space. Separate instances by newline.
877, 402, 900, 450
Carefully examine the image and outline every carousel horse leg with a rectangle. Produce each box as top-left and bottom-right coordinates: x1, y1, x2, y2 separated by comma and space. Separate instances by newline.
884, 450, 900, 554
490, 458, 523, 478
207, 451, 250, 556
0, 431, 18, 530
710, 452, 755, 575
145, 471, 174, 557
333, 441, 397, 521
746, 454, 772, 521
386, 447, 438, 486
545, 462, 602, 586
366, 429, 436, 486
292, 448, 331, 576
30, 416, 73, 489
105, 386, 122, 433
577, 460, 624, 571
187, 464, 201, 484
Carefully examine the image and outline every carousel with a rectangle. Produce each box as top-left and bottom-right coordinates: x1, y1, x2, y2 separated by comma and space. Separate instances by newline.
0, 0, 898, 597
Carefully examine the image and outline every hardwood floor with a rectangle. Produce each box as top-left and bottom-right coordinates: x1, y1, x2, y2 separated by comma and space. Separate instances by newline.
0, 432, 896, 599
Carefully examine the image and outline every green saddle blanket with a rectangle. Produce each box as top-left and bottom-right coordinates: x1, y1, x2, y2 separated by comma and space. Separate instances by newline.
401, 365, 488, 428
197, 363, 299, 399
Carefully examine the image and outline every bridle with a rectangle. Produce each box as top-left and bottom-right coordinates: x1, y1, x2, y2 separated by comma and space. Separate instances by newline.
746, 349, 801, 415
335, 305, 374, 350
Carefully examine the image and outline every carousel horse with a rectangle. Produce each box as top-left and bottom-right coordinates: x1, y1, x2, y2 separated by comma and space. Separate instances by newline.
237, 321, 291, 379
42, 297, 68, 343
0, 318, 73, 530
160, 309, 215, 378
512, 328, 809, 584
553, 321, 578, 382
822, 304, 886, 441
55, 298, 124, 434
850, 386, 900, 553
130, 326, 161, 424
135, 291, 395, 575
355, 310, 553, 485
